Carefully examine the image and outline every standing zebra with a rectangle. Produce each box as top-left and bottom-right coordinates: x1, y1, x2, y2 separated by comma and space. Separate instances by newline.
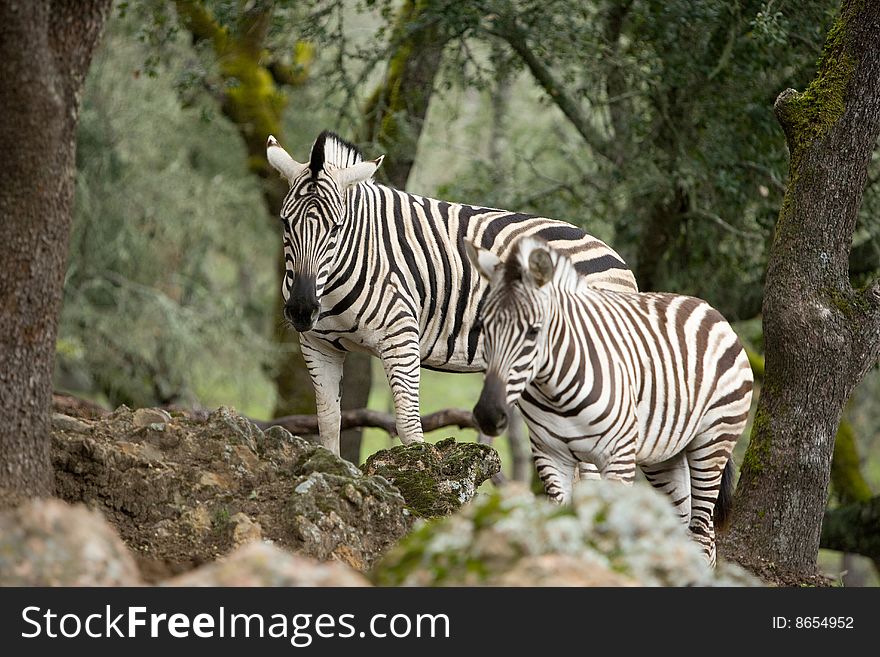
266, 131, 637, 457
467, 236, 753, 564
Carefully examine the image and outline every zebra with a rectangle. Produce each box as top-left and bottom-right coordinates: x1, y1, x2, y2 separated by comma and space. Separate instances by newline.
266, 130, 638, 458
466, 236, 753, 564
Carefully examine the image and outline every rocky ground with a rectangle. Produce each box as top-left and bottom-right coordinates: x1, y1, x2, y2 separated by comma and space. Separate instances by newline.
0, 397, 776, 587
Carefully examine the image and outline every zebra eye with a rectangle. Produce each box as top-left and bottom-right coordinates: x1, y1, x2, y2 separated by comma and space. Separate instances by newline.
526, 324, 541, 338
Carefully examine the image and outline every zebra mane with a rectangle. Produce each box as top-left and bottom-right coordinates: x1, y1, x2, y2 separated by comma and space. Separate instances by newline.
511, 237, 587, 293
310, 131, 364, 178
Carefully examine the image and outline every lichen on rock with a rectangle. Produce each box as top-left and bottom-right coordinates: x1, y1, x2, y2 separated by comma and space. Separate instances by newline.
362, 437, 501, 517
372, 480, 760, 587
51, 405, 411, 580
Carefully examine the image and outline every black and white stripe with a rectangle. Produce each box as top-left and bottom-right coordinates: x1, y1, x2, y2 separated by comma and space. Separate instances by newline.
267, 131, 638, 457
468, 236, 753, 564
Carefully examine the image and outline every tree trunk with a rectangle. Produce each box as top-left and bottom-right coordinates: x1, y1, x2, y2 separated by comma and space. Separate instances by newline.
821, 497, 880, 563
728, 1, 880, 578
506, 406, 531, 484
0, 0, 112, 506
341, 0, 449, 460
634, 186, 688, 291
171, 1, 320, 419
363, 0, 448, 189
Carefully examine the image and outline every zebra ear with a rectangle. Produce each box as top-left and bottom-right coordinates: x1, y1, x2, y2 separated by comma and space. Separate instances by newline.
335, 155, 384, 188
267, 135, 306, 182
465, 239, 502, 281
527, 248, 554, 288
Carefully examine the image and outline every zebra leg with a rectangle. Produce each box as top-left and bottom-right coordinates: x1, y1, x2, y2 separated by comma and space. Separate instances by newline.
533, 449, 576, 504
640, 454, 692, 525
576, 462, 601, 482
379, 338, 424, 445
300, 335, 345, 457
685, 432, 740, 567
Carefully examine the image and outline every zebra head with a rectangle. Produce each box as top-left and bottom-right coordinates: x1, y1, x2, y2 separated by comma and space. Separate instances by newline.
466, 237, 566, 436
267, 132, 383, 332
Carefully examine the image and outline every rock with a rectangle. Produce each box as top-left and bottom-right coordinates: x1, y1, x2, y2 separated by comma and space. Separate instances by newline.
52, 405, 411, 581
51, 412, 92, 433
162, 543, 370, 587
0, 499, 141, 586
283, 459, 411, 570
230, 512, 262, 547
362, 438, 501, 517
496, 555, 638, 587
133, 407, 173, 428
372, 481, 762, 587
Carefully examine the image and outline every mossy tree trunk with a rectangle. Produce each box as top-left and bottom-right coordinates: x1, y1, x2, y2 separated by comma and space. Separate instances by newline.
728, 0, 880, 578
172, 0, 319, 418
0, 0, 112, 505
363, 0, 448, 189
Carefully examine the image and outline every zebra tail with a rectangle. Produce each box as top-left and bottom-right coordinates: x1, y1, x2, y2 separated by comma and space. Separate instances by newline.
713, 459, 735, 531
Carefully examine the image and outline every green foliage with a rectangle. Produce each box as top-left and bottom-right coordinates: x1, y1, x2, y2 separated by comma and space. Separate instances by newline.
58, 19, 278, 415
421, 0, 856, 319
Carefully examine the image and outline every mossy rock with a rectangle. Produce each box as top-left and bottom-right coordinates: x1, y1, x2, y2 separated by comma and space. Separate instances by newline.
362, 438, 501, 518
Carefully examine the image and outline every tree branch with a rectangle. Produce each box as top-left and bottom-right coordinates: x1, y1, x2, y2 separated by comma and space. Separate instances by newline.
490, 16, 614, 164
172, 0, 228, 51
685, 209, 764, 240
253, 408, 477, 437
234, 0, 274, 54
267, 58, 310, 88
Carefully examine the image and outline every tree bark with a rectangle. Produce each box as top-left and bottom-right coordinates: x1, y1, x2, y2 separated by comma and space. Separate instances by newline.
728, 1, 880, 578
0, 0, 112, 505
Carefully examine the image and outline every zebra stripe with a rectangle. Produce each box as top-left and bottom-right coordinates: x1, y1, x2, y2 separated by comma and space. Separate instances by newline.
268, 131, 638, 457
468, 236, 753, 565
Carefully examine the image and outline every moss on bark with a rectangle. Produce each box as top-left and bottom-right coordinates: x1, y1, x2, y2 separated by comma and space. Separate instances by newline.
775, 13, 855, 153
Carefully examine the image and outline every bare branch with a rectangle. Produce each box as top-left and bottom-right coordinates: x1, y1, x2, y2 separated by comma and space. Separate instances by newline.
736, 160, 786, 193
253, 408, 477, 437
685, 209, 765, 240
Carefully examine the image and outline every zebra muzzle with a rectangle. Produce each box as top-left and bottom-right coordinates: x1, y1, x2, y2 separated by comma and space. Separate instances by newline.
473, 374, 509, 437
285, 274, 319, 332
